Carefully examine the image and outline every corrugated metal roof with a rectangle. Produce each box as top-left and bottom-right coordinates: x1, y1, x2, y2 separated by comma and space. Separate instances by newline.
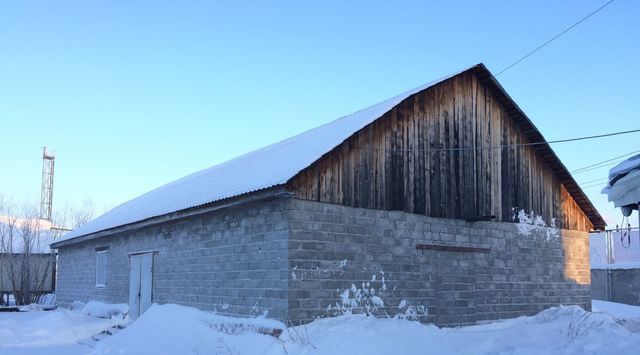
55, 63, 605, 245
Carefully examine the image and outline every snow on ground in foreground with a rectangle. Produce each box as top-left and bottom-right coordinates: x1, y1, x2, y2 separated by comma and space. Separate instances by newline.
2, 301, 640, 355
92, 304, 282, 355
80, 301, 129, 318
96, 302, 640, 355
0, 307, 126, 355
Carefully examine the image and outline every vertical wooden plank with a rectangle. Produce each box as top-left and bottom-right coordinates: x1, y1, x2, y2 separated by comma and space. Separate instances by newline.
431, 85, 442, 217
493, 98, 502, 218
284, 71, 594, 232
453, 75, 463, 218
441, 84, 450, 217
424, 89, 433, 216
475, 81, 485, 216
485, 85, 493, 217
448, 80, 456, 218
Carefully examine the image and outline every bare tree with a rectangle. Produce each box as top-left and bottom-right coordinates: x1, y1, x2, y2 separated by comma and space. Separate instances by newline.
0, 195, 95, 305
0, 201, 54, 305
51, 199, 96, 238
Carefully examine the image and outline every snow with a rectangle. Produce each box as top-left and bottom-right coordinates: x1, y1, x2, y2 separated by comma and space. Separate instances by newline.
592, 300, 640, 319
83, 303, 640, 355
604, 169, 640, 208
331, 277, 393, 316
590, 230, 640, 268
0, 307, 127, 355
80, 301, 129, 318
611, 230, 640, 263
589, 232, 608, 264
55, 65, 479, 244
0, 215, 53, 230
603, 154, 640, 208
591, 261, 640, 270
0, 217, 56, 253
92, 304, 284, 355
3, 301, 640, 355
513, 209, 558, 239
17, 293, 56, 311
608, 153, 640, 182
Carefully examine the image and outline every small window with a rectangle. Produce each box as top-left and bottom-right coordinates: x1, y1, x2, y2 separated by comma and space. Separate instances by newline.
96, 250, 107, 288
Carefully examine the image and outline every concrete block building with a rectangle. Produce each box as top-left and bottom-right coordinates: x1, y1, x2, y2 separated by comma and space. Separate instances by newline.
51, 64, 605, 326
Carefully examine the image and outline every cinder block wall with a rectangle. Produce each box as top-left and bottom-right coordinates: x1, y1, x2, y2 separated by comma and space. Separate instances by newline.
56, 199, 290, 320
285, 199, 591, 326
591, 268, 640, 306
56, 197, 590, 326
590, 269, 609, 301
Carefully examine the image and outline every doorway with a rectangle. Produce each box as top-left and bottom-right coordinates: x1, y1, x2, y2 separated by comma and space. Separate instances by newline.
128, 252, 153, 320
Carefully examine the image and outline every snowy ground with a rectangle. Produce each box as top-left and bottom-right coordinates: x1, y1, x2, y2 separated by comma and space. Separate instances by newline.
0, 306, 126, 355
1, 301, 640, 355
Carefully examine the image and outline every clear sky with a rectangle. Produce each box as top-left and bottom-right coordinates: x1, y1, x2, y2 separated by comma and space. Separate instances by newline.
1, 1, 639, 228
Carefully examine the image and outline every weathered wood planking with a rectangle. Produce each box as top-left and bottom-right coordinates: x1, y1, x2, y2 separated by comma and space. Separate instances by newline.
286, 71, 593, 231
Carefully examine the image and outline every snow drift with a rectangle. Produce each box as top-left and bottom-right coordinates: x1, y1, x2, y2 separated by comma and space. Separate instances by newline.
90, 303, 640, 355
2, 301, 640, 354
91, 304, 284, 355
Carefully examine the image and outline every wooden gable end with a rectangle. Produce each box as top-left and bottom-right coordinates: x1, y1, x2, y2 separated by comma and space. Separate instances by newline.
286, 70, 593, 231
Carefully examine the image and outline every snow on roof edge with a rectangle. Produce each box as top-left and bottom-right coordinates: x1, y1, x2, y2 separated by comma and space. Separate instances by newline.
54, 64, 482, 245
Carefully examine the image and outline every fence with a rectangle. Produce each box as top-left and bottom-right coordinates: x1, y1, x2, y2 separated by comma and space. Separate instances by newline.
590, 227, 640, 305
590, 228, 640, 267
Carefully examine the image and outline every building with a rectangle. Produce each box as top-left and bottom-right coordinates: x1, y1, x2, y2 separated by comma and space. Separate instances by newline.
0, 216, 56, 305
592, 154, 640, 306
51, 64, 605, 326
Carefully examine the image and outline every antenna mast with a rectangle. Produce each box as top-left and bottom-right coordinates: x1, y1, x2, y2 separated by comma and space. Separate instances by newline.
40, 147, 55, 221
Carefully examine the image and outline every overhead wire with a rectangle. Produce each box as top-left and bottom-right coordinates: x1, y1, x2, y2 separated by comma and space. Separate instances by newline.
579, 177, 609, 185
495, 0, 616, 76
582, 181, 610, 190
353, 128, 640, 153
490, 0, 621, 192
581, 184, 606, 190
572, 159, 631, 174
576, 151, 640, 189
574, 150, 640, 190
571, 149, 640, 174
357, 1, 622, 192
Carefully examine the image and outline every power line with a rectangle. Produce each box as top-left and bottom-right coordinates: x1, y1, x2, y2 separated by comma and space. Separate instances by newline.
581, 178, 615, 189
571, 149, 640, 174
534, 128, 639, 145
581, 183, 607, 190
354, 128, 640, 153
579, 177, 609, 185
582, 180, 610, 189
496, 0, 616, 76
572, 160, 622, 174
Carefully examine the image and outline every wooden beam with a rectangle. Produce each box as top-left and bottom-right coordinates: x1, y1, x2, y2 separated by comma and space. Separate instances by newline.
415, 243, 491, 253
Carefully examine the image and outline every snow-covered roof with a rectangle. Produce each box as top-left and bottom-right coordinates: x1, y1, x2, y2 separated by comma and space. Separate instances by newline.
55, 65, 477, 243
0, 217, 56, 253
602, 154, 640, 208
608, 154, 640, 182
55, 62, 607, 244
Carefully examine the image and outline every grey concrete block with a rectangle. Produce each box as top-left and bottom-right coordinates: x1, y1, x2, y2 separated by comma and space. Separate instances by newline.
56, 197, 591, 327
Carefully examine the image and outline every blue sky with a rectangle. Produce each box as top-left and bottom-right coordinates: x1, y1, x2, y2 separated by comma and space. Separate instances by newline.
1, 1, 638, 227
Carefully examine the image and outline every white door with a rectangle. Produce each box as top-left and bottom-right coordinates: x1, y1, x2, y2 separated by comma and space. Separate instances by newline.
128, 253, 153, 320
